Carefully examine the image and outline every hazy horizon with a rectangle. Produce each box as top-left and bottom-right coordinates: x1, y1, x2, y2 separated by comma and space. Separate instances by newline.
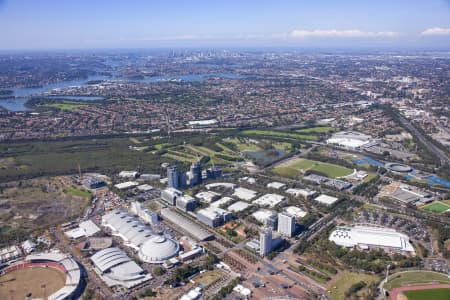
1, 0, 450, 51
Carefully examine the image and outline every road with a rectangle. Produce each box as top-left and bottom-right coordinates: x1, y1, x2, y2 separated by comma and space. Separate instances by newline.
395, 112, 449, 166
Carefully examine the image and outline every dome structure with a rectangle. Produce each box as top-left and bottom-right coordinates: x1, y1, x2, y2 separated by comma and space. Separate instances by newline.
138, 235, 180, 263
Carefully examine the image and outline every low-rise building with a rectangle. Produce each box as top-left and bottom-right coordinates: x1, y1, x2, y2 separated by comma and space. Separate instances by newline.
227, 201, 251, 212
253, 193, 285, 208
233, 187, 258, 201
314, 194, 339, 206
196, 207, 233, 227
267, 181, 286, 190
252, 209, 278, 228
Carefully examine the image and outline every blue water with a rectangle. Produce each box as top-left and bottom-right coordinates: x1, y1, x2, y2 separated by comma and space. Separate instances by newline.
426, 175, 450, 188
48, 96, 104, 101
354, 156, 385, 167
0, 73, 247, 111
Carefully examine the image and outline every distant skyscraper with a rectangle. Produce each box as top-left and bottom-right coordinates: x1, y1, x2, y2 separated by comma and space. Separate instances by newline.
260, 228, 272, 257
277, 213, 295, 237
190, 161, 202, 186
167, 165, 179, 188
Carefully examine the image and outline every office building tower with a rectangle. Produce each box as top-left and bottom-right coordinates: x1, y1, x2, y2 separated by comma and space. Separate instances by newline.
260, 228, 272, 257
277, 212, 296, 237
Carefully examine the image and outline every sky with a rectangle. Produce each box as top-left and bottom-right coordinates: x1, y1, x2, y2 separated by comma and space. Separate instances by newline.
1, 0, 450, 50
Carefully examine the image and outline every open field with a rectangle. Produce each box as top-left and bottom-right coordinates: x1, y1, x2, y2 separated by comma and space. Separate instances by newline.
295, 126, 335, 134
224, 137, 262, 151
384, 271, 450, 290
422, 202, 450, 213
0, 177, 90, 243
241, 129, 318, 141
0, 266, 66, 300
273, 158, 353, 178
39, 101, 87, 111
404, 288, 450, 300
327, 270, 379, 300
0, 137, 170, 181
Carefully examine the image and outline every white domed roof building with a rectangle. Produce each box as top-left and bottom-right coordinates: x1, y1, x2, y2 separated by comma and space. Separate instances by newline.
138, 235, 180, 263
102, 210, 179, 264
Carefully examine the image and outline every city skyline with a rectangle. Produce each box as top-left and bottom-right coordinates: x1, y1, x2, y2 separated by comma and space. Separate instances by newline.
1, 0, 450, 50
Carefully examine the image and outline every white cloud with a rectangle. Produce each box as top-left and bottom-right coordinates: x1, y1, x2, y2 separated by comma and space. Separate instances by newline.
288, 29, 399, 38
421, 27, 450, 36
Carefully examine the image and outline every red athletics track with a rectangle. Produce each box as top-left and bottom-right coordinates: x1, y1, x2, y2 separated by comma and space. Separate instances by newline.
390, 284, 450, 300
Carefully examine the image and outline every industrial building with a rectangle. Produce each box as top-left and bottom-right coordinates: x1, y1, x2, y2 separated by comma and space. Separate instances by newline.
196, 207, 233, 227
253, 193, 285, 208
329, 225, 415, 255
91, 247, 152, 288
102, 210, 179, 263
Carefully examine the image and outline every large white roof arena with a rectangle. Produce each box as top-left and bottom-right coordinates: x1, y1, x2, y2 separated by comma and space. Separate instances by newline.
329, 225, 415, 254
326, 131, 373, 149
91, 247, 152, 288
102, 210, 179, 263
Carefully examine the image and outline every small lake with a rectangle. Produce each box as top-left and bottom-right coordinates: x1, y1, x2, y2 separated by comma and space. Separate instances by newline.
0, 73, 247, 111
244, 149, 286, 166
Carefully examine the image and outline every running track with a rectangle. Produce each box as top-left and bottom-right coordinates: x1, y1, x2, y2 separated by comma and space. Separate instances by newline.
390, 284, 450, 300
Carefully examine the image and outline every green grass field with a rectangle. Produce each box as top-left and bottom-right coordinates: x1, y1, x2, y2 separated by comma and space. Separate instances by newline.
328, 271, 379, 300
0, 267, 66, 300
224, 137, 262, 151
241, 129, 318, 140
404, 288, 450, 300
295, 126, 335, 134
384, 271, 450, 290
39, 101, 86, 110
422, 202, 450, 213
273, 158, 353, 179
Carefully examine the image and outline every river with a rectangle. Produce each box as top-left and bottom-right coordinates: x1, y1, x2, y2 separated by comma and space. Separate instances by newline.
0, 73, 247, 111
